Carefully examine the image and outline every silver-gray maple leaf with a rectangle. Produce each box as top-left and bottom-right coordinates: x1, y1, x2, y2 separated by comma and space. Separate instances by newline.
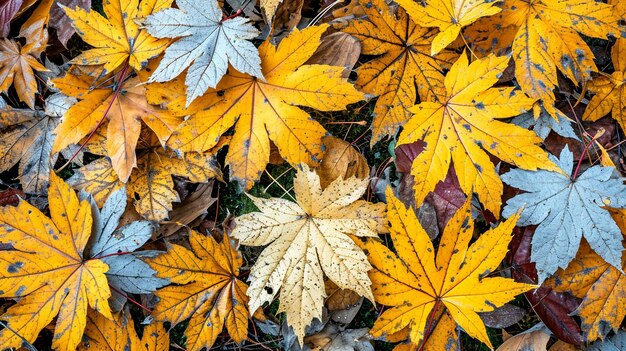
144, 0, 263, 106
588, 330, 626, 351
502, 145, 626, 283
84, 188, 168, 311
512, 109, 578, 140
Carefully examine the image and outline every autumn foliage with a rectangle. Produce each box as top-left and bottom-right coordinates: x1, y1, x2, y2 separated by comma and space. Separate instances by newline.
0, 0, 626, 350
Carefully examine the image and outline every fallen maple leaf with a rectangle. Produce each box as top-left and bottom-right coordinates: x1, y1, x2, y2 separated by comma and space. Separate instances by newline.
583, 37, 626, 132
144, 0, 263, 106
343, 0, 456, 145
550, 213, 626, 341
502, 146, 626, 283
393, 0, 502, 55
50, 66, 183, 182
79, 309, 169, 351
397, 52, 557, 217
85, 186, 168, 311
231, 164, 387, 343
148, 230, 249, 350
361, 188, 534, 349
63, 0, 172, 73
464, 0, 622, 118
0, 93, 75, 194
0, 38, 48, 109
166, 24, 365, 189
0, 172, 112, 350
69, 127, 222, 221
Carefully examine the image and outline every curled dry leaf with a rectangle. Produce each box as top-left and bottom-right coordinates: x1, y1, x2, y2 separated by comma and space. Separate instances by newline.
306, 32, 361, 77
148, 230, 250, 351
232, 164, 386, 343
316, 136, 369, 189
495, 325, 550, 351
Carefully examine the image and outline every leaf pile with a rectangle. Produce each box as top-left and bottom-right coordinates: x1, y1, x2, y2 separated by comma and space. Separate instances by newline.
1, 0, 626, 349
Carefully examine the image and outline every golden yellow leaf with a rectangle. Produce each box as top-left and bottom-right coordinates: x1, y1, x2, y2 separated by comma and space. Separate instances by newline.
148, 230, 249, 350
164, 24, 365, 189
63, 0, 172, 73
343, 0, 457, 145
583, 37, 626, 132
397, 53, 557, 216
17, 0, 54, 56
465, 0, 622, 118
393, 0, 502, 55
361, 189, 534, 349
232, 164, 387, 342
79, 309, 169, 351
69, 128, 221, 221
550, 210, 626, 341
0, 172, 112, 350
51, 66, 182, 182
0, 38, 47, 109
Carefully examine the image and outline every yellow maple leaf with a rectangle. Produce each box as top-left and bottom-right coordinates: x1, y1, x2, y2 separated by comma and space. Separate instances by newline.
0, 172, 112, 350
583, 43, 626, 131
63, 0, 172, 73
397, 52, 558, 216
361, 188, 534, 349
69, 127, 221, 221
343, 0, 457, 145
550, 209, 626, 341
148, 230, 249, 350
164, 24, 365, 189
0, 38, 47, 109
50, 66, 182, 182
79, 309, 169, 351
231, 164, 387, 342
464, 0, 622, 118
393, 0, 502, 55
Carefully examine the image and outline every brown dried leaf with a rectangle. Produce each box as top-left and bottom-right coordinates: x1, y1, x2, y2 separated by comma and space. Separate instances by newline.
316, 136, 369, 188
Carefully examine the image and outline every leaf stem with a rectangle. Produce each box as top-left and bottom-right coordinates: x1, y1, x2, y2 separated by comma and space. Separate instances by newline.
221, 8, 242, 22
109, 285, 152, 313
572, 132, 602, 181
92, 251, 132, 260
417, 299, 441, 351
56, 61, 131, 172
